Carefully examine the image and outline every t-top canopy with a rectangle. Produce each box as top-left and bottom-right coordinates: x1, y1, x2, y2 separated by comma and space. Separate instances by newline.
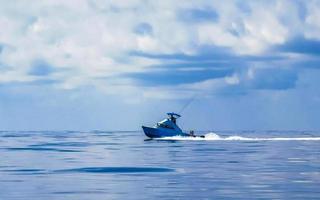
167, 112, 181, 118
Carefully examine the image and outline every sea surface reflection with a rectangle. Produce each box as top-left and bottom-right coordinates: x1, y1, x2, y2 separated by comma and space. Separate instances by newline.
0, 130, 319, 199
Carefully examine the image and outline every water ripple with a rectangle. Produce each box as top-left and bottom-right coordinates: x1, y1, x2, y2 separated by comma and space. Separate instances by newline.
56, 167, 175, 174
3, 147, 82, 152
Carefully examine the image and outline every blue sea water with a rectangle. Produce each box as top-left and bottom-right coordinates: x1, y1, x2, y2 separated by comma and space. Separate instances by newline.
0, 130, 320, 200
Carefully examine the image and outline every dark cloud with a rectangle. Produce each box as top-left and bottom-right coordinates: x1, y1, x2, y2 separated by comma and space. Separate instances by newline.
150, 61, 244, 71
134, 23, 153, 36
0, 44, 3, 54
296, 0, 308, 21
250, 68, 298, 90
275, 37, 320, 55
129, 46, 290, 88
236, 1, 251, 14
127, 68, 233, 86
0, 79, 59, 88
131, 45, 285, 62
293, 59, 320, 70
29, 60, 55, 76
215, 68, 298, 97
130, 46, 233, 62
178, 8, 219, 23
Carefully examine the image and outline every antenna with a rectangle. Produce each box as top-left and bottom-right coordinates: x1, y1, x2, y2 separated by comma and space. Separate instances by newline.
178, 92, 199, 114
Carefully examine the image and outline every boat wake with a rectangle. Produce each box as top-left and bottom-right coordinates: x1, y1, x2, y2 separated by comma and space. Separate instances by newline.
156, 133, 320, 141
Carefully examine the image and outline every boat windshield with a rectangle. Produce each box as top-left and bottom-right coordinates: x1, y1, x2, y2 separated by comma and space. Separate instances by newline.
157, 122, 174, 129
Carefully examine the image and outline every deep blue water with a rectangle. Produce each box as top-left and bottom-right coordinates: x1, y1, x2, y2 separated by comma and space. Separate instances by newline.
0, 130, 320, 200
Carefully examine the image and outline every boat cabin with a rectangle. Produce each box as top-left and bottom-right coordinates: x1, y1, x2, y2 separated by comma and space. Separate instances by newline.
154, 113, 182, 132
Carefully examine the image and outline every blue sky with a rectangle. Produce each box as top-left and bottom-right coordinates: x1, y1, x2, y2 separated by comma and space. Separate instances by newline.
0, 0, 320, 130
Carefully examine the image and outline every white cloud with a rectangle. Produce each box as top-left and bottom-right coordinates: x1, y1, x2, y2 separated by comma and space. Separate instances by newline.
305, 0, 320, 40
0, 0, 319, 99
225, 74, 240, 85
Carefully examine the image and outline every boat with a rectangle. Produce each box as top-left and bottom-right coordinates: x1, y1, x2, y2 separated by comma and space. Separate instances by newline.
142, 112, 203, 138
142, 113, 189, 138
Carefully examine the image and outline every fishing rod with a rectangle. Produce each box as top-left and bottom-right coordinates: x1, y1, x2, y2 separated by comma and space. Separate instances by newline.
178, 92, 199, 114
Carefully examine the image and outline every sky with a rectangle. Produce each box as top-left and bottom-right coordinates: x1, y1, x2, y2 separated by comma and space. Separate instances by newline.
0, 0, 320, 131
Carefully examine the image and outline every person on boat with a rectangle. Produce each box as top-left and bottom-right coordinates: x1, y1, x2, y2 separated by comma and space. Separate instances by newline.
170, 115, 176, 124
189, 130, 195, 137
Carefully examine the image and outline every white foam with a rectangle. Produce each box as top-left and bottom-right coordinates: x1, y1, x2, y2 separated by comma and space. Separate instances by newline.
156, 132, 320, 141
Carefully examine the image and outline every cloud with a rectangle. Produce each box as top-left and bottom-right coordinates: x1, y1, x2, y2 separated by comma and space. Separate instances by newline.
0, 44, 3, 54
178, 8, 219, 23
248, 68, 298, 90
275, 37, 320, 55
128, 68, 234, 86
0, 0, 319, 99
28, 59, 55, 76
1, 1, 320, 130
134, 23, 153, 36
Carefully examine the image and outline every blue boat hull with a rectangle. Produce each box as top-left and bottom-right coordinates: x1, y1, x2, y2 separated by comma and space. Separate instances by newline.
142, 126, 189, 138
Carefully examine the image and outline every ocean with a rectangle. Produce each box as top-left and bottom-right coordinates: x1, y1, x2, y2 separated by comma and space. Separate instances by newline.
0, 130, 319, 199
